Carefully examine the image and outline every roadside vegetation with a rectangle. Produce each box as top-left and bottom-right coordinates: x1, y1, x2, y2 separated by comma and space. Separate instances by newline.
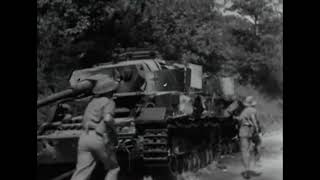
37, 0, 283, 126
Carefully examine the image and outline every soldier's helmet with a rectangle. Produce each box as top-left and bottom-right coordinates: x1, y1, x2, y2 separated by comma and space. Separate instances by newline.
243, 96, 257, 107
92, 77, 119, 95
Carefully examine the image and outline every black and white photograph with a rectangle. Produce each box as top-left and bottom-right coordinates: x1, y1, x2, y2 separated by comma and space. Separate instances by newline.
37, 0, 283, 180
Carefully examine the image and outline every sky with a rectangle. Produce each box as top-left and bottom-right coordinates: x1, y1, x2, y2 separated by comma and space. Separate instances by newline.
215, 0, 283, 24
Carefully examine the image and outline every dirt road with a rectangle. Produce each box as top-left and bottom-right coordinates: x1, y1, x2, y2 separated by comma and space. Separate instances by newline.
40, 131, 282, 180
176, 131, 283, 180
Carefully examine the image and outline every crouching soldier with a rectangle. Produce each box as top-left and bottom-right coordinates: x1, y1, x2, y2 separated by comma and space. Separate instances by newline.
71, 77, 120, 180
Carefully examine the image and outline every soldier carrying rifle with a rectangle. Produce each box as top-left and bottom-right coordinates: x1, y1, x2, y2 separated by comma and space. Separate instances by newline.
234, 96, 263, 179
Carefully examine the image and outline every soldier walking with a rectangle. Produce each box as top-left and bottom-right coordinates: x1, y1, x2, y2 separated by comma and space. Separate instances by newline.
71, 77, 120, 180
235, 96, 263, 179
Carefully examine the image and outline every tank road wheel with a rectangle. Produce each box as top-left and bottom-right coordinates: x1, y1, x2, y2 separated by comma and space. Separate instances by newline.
185, 155, 193, 171
202, 150, 208, 167
170, 155, 183, 174
169, 155, 185, 175
182, 155, 186, 171
201, 150, 208, 167
208, 148, 214, 163
196, 152, 202, 170
205, 149, 211, 165
169, 156, 179, 176
178, 156, 184, 174
189, 156, 194, 171
198, 151, 204, 168
203, 150, 207, 166
192, 153, 200, 172
182, 156, 187, 172
189, 154, 195, 171
191, 154, 196, 171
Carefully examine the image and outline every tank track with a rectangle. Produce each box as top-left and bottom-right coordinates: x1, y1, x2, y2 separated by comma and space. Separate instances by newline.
141, 115, 239, 174
141, 130, 220, 174
142, 129, 169, 167
38, 114, 239, 177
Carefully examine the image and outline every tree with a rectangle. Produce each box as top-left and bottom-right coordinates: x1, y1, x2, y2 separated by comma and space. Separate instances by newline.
142, 0, 239, 73
37, 0, 283, 124
228, 0, 274, 36
37, 0, 148, 95
228, 0, 282, 95
37, 0, 148, 124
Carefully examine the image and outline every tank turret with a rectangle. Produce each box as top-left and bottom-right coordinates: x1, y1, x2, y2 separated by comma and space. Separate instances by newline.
37, 80, 93, 108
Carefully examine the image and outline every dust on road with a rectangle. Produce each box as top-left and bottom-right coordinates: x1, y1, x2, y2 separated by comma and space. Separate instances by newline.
176, 131, 283, 180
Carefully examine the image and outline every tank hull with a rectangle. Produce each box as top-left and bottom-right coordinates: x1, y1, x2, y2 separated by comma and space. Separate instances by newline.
37, 114, 239, 180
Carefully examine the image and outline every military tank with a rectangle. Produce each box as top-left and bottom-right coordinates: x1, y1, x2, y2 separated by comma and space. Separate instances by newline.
37, 48, 242, 180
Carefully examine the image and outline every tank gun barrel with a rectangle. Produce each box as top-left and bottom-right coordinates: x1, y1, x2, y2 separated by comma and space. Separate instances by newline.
37, 80, 93, 108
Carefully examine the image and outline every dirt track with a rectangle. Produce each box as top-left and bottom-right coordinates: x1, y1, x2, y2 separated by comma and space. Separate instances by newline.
175, 130, 283, 180
38, 130, 282, 180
